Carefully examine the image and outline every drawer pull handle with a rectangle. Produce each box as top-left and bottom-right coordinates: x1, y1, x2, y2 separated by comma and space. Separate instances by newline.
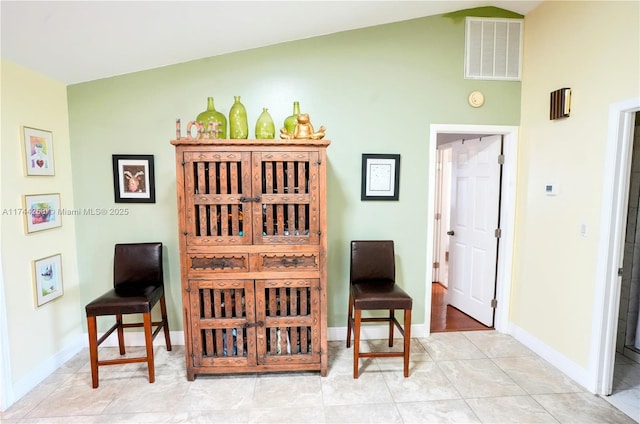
281, 258, 299, 266
240, 195, 261, 202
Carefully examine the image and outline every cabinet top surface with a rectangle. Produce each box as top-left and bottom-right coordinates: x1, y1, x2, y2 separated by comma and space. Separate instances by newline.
171, 138, 331, 147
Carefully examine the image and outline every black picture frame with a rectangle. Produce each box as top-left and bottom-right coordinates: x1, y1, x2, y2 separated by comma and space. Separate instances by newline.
112, 154, 156, 203
361, 153, 400, 201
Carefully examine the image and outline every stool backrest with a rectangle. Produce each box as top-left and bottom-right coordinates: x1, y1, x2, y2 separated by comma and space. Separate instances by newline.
114, 242, 163, 290
350, 240, 395, 285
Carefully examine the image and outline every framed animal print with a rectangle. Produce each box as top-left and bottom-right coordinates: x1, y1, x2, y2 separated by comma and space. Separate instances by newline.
112, 154, 156, 203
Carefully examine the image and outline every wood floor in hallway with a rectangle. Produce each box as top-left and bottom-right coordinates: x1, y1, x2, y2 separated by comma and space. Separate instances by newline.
430, 282, 492, 332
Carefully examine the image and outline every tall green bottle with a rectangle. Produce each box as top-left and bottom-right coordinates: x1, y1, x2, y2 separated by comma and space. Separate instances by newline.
255, 108, 275, 139
283, 101, 301, 135
229, 96, 248, 139
196, 97, 227, 139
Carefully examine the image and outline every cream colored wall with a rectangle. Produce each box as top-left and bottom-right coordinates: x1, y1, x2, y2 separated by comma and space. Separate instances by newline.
67, 14, 521, 334
513, 1, 640, 368
0, 60, 82, 385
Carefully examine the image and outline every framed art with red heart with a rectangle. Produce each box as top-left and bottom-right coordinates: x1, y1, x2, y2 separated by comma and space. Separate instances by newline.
22, 126, 54, 176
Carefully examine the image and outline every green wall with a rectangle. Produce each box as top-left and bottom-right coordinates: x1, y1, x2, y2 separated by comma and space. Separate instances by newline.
67, 14, 520, 332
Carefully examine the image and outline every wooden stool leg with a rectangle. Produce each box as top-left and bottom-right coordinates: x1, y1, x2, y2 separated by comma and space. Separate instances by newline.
87, 315, 99, 389
116, 314, 125, 355
143, 312, 155, 383
388, 309, 395, 347
353, 308, 361, 379
403, 308, 412, 378
160, 295, 172, 351
346, 295, 354, 348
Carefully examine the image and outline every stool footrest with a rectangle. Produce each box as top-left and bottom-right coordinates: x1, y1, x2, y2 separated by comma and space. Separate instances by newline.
359, 351, 404, 358
98, 357, 149, 366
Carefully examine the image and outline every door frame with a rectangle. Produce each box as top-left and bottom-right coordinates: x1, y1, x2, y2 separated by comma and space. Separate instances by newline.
426, 124, 519, 334
592, 97, 640, 395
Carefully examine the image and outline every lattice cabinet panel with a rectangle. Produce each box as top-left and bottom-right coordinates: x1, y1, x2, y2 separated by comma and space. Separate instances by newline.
189, 279, 257, 368
183, 151, 253, 246
252, 151, 320, 246
172, 138, 329, 379
255, 279, 321, 365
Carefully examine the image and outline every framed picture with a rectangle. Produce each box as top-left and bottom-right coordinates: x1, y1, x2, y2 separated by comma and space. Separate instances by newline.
23, 193, 62, 233
112, 154, 156, 203
23, 126, 55, 176
33, 254, 63, 307
361, 153, 401, 201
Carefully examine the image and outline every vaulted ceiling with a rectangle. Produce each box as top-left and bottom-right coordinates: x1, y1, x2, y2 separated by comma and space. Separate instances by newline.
1, 1, 541, 85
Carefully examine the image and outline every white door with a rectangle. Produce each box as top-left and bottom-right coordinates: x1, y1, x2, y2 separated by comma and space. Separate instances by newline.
447, 136, 502, 326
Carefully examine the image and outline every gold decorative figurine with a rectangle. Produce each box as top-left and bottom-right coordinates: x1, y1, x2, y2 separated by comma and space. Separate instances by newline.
280, 113, 326, 140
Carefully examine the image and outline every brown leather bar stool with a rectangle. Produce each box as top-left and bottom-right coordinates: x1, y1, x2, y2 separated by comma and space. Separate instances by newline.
346, 240, 412, 378
85, 242, 172, 388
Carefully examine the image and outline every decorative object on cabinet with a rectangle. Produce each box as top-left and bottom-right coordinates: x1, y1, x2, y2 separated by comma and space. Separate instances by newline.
283, 101, 301, 134
23, 193, 61, 234
22, 126, 54, 176
171, 134, 330, 380
346, 240, 412, 378
196, 97, 227, 139
361, 153, 400, 201
85, 242, 172, 388
112, 154, 156, 203
33, 253, 63, 307
255, 107, 275, 139
229, 96, 248, 139
177, 120, 220, 140
550, 88, 571, 120
280, 113, 326, 140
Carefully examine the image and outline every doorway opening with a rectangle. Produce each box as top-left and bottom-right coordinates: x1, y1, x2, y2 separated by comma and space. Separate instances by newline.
617, 112, 640, 365
592, 98, 640, 420
431, 135, 503, 332
426, 124, 519, 335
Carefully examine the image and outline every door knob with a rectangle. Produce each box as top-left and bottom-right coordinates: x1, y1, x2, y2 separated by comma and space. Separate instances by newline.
447, 230, 455, 236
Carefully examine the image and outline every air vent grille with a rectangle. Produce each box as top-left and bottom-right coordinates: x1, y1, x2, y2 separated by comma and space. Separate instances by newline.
465, 17, 523, 81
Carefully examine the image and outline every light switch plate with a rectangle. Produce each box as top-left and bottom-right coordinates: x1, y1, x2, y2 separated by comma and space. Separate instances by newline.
545, 183, 559, 195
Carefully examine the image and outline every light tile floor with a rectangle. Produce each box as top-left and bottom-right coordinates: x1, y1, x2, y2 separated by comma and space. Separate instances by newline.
608, 351, 640, 422
1, 331, 637, 423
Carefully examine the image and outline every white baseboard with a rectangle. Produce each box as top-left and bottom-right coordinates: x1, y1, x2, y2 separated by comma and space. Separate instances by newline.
87, 330, 185, 347
327, 324, 429, 341
508, 322, 592, 392
90, 324, 428, 347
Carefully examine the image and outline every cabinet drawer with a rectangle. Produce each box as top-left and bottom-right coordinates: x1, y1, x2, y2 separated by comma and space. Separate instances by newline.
254, 252, 319, 272
188, 253, 249, 273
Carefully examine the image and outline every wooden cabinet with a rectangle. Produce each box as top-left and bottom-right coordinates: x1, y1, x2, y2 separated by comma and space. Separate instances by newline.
171, 138, 330, 380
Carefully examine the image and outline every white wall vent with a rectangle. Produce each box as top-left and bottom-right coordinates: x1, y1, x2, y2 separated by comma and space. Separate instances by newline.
465, 17, 523, 81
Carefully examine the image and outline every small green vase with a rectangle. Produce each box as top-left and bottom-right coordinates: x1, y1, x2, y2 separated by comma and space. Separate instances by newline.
255, 107, 275, 139
283, 101, 300, 135
229, 96, 248, 139
196, 97, 227, 139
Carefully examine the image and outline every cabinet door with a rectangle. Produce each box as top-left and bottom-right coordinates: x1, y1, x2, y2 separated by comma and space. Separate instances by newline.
252, 151, 321, 245
183, 151, 253, 246
189, 279, 257, 368
254, 279, 321, 365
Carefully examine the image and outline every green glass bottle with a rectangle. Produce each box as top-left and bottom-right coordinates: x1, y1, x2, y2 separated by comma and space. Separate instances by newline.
255, 107, 275, 139
196, 97, 227, 139
229, 96, 248, 139
283, 101, 300, 135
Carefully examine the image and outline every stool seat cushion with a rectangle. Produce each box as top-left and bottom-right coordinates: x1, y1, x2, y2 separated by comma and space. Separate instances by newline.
352, 281, 413, 310
85, 285, 163, 316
